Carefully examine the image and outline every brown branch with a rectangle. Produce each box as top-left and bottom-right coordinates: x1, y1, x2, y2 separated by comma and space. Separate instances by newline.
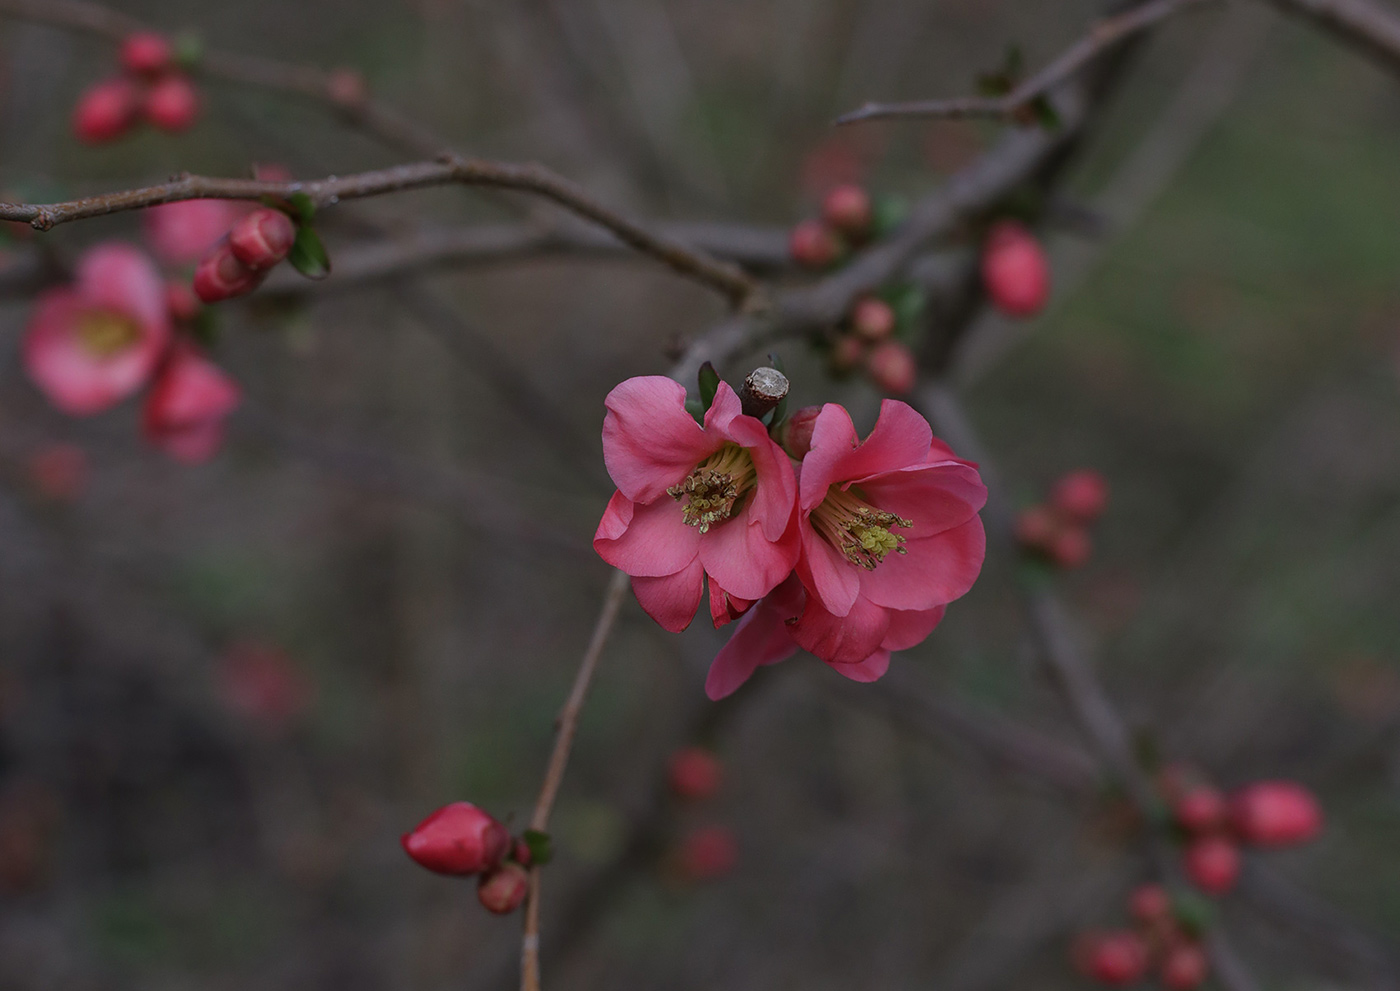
0, 159, 761, 306
835, 0, 1214, 125
1267, 0, 1400, 73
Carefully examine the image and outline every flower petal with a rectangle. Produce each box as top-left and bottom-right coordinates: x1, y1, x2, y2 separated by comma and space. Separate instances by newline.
705, 577, 802, 700
602, 376, 715, 503
23, 290, 157, 415
798, 403, 861, 509
594, 495, 701, 577
859, 515, 986, 611
594, 491, 634, 543
707, 579, 753, 628
855, 461, 987, 540
881, 605, 946, 651
827, 649, 891, 683
77, 242, 169, 343
698, 511, 799, 602
800, 400, 934, 508
796, 523, 861, 617
720, 402, 798, 543
631, 558, 705, 633
790, 591, 890, 666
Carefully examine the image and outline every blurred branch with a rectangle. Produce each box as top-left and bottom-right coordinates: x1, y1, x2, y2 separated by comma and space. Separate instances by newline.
1267, 0, 1400, 71
835, 0, 1214, 125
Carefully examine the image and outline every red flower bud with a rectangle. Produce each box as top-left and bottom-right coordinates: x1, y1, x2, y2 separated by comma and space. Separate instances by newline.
1015, 504, 1058, 552
866, 340, 916, 395
165, 281, 201, 322
327, 68, 369, 109
828, 334, 866, 373
1127, 882, 1171, 925
677, 825, 737, 882
982, 220, 1050, 317
120, 32, 174, 76
402, 802, 510, 876
821, 184, 872, 238
477, 862, 529, 914
512, 838, 532, 867
1071, 930, 1150, 986
1183, 835, 1240, 895
779, 405, 823, 459
228, 208, 297, 271
1051, 469, 1109, 524
1174, 786, 1227, 834
667, 747, 723, 802
1049, 524, 1091, 570
145, 74, 200, 133
72, 77, 141, 144
193, 243, 264, 303
789, 219, 843, 269
1230, 781, 1322, 848
851, 296, 895, 342
1160, 941, 1210, 990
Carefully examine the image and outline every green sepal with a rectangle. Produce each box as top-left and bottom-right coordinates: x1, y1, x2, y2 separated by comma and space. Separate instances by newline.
521, 829, 554, 866
697, 361, 720, 414
288, 225, 331, 280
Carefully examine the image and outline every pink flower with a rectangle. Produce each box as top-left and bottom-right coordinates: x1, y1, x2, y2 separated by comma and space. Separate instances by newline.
23, 243, 170, 415
143, 200, 246, 266
594, 376, 800, 633
706, 401, 987, 699
141, 342, 241, 463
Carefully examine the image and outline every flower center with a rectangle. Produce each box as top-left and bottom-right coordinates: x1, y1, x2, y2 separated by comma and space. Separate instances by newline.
667, 443, 756, 533
77, 310, 141, 358
811, 486, 913, 570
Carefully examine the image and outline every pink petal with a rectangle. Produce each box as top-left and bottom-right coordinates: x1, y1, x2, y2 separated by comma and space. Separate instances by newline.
143, 200, 243, 265
707, 579, 753, 628
827, 649, 890, 683
594, 491, 634, 543
698, 509, 799, 602
602, 376, 716, 503
631, 558, 704, 633
722, 408, 798, 543
705, 577, 802, 700
796, 523, 861, 617
856, 461, 988, 539
799, 401, 933, 509
24, 291, 156, 415
76, 243, 170, 343
593, 495, 701, 577
150, 420, 226, 463
859, 516, 986, 611
798, 403, 861, 509
789, 591, 890, 666
881, 605, 946, 651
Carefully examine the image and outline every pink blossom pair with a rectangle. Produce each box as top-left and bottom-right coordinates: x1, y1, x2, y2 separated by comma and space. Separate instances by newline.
594, 376, 987, 699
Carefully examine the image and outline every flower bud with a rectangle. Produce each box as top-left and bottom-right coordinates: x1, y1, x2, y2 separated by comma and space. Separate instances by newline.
667, 747, 723, 802
828, 334, 866, 374
1173, 786, 1227, 833
1160, 941, 1210, 990
512, 838, 532, 868
778, 405, 823, 459
850, 296, 895, 342
193, 243, 264, 303
866, 340, 916, 395
821, 184, 872, 239
1015, 505, 1058, 552
72, 77, 141, 144
165, 281, 201, 322
327, 68, 369, 110
1127, 882, 1171, 925
1183, 835, 1240, 895
120, 32, 174, 76
677, 825, 737, 882
1229, 781, 1322, 848
1049, 525, 1091, 569
401, 802, 510, 876
1051, 469, 1109, 524
789, 219, 843, 269
981, 220, 1050, 317
228, 208, 297, 271
477, 861, 529, 914
1071, 930, 1150, 986
145, 74, 200, 133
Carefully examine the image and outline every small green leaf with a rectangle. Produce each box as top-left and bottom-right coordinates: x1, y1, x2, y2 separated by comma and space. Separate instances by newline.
871, 194, 908, 237
697, 362, 720, 414
521, 829, 554, 866
1172, 891, 1215, 936
288, 226, 331, 280
881, 283, 925, 331
976, 72, 1011, 98
287, 192, 316, 223
685, 398, 704, 423
173, 32, 204, 69
1029, 95, 1061, 130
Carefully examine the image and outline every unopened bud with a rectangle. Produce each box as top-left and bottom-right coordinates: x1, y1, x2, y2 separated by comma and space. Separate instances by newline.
1072, 930, 1150, 986
821, 184, 872, 239
667, 747, 723, 801
228, 208, 297, 271
789, 219, 843, 269
401, 802, 510, 876
1161, 942, 1210, 990
120, 32, 174, 76
1230, 781, 1322, 848
194, 242, 264, 303
1182, 835, 1240, 895
1051, 469, 1109, 524
72, 77, 141, 145
477, 861, 529, 914
1174, 786, 1226, 833
327, 68, 369, 110
778, 405, 822, 460
866, 340, 916, 395
145, 74, 201, 133
850, 296, 895, 342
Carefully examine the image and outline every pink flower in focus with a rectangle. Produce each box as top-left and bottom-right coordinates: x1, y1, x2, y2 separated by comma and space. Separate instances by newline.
141, 342, 241, 463
144, 200, 246, 266
594, 377, 800, 633
706, 402, 986, 698
24, 243, 170, 415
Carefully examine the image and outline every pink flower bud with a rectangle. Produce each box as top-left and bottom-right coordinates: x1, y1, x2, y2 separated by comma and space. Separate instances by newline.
789, 219, 843, 269
1230, 781, 1322, 848
821, 184, 872, 238
402, 802, 510, 876
677, 825, 737, 882
1183, 835, 1240, 895
141, 342, 241, 463
1174, 786, 1227, 833
866, 340, 916, 395
1015, 504, 1058, 552
1071, 930, 1150, 986
327, 68, 368, 109
193, 243, 263, 303
72, 77, 141, 144
219, 640, 314, 732
982, 220, 1050, 317
27, 444, 88, 502
1160, 941, 1210, 990
477, 862, 529, 914
828, 334, 866, 373
1127, 882, 1171, 925
1051, 469, 1109, 523
120, 32, 173, 76
165, 281, 201, 322
850, 296, 895, 341
512, 838, 532, 867
779, 405, 823, 459
145, 74, 200, 133
228, 208, 297, 271
667, 747, 722, 802
1049, 525, 1091, 570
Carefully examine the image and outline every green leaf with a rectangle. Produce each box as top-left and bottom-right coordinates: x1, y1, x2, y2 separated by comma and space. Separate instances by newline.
1029, 95, 1061, 131
521, 829, 553, 866
697, 362, 720, 414
871, 194, 908, 237
287, 192, 316, 223
685, 397, 704, 423
1172, 891, 1215, 936
173, 31, 204, 70
288, 226, 331, 280
881, 283, 926, 331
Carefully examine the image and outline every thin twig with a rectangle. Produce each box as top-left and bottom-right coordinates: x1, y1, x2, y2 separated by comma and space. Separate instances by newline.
835, 0, 1214, 124
1266, 0, 1400, 72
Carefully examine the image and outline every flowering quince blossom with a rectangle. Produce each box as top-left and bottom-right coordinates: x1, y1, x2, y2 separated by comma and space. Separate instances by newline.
24, 243, 171, 415
705, 401, 987, 699
141, 341, 242, 463
594, 376, 799, 633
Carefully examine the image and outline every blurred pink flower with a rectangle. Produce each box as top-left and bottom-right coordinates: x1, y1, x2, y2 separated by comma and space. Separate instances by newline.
219, 640, 313, 732
143, 199, 246, 266
141, 342, 241, 463
594, 376, 799, 633
23, 243, 171, 415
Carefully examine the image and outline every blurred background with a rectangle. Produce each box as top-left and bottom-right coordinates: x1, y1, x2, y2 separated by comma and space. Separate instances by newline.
2, 0, 1400, 988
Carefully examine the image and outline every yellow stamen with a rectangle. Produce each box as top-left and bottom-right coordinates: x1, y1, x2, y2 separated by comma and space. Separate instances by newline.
77, 311, 140, 358
667, 443, 757, 533
811, 486, 913, 570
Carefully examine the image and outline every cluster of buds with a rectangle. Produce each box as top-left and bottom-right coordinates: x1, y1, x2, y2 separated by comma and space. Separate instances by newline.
1160, 766, 1323, 897
1016, 469, 1109, 569
73, 32, 201, 144
401, 802, 538, 915
789, 183, 905, 270
981, 219, 1050, 318
1071, 884, 1208, 989
826, 292, 921, 395
666, 747, 738, 882
193, 208, 299, 303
